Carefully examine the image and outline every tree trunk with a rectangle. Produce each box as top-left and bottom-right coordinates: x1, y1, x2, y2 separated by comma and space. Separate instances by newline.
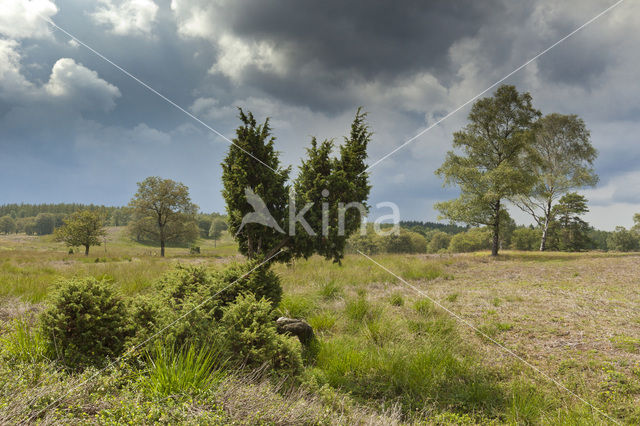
539, 200, 552, 251
491, 201, 500, 256
160, 239, 165, 257
85, 245, 90, 256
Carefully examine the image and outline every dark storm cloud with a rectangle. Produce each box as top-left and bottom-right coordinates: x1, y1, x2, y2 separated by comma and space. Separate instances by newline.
0, 0, 638, 229
192, 0, 506, 111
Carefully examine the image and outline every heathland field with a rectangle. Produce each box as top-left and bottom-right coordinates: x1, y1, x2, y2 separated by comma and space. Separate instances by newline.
1, 228, 639, 424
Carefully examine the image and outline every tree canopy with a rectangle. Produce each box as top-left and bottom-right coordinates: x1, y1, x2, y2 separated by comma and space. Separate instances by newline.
129, 177, 199, 257
435, 85, 540, 256
514, 113, 598, 251
54, 210, 106, 256
222, 108, 371, 263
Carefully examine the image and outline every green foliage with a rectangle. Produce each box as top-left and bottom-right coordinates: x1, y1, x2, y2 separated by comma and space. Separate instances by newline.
435, 85, 540, 255
222, 109, 291, 260
0, 215, 16, 234
221, 293, 302, 376
427, 231, 452, 253
0, 203, 131, 225
54, 210, 106, 256
383, 230, 427, 253
141, 343, 227, 398
511, 227, 541, 251
448, 228, 491, 253
514, 113, 598, 251
34, 213, 56, 235
40, 278, 133, 369
607, 227, 639, 252
222, 108, 371, 263
547, 193, 592, 251
400, 220, 467, 236
128, 176, 199, 256
150, 262, 283, 347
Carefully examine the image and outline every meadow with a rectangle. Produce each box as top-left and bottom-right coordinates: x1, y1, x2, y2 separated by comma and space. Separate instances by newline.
1, 228, 639, 424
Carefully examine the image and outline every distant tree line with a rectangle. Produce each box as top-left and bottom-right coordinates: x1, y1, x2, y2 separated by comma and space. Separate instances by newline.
399, 220, 468, 236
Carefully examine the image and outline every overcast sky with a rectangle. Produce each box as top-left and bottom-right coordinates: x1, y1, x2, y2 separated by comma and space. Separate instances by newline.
0, 0, 638, 230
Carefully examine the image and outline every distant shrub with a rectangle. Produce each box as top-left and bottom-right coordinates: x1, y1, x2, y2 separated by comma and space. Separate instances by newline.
427, 231, 451, 253
221, 293, 302, 376
606, 227, 639, 252
40, 278, 133, 369
511, 228, 541, 251
383, 231, 427, 253
346, 233, 383, 255
449, 228, 491, 253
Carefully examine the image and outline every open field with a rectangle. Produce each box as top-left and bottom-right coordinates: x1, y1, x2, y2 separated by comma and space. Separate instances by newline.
1, 229, 639, 424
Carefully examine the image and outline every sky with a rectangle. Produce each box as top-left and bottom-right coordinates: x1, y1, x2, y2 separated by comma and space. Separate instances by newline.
0, 0, 638, 230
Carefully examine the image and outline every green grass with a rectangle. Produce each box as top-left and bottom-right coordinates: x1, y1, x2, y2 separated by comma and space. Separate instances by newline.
0, 318, 49, 364
140, 343, 227, 398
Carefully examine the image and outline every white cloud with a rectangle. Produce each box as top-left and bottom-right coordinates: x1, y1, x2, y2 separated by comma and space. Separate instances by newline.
90, 0, 159, 37
209, 34, 287, 82
0, 0, 57, 39
171, 0, 286, 81
44, 58, 121, 111
0, 39, 36, 100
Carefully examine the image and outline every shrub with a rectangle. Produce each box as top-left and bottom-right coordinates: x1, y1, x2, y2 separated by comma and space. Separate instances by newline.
383, 231, 427, 254
511, 228, 540, 251
607, 227, 639, 252
221, 293, 302, 376
40, 278, 133, 369
449, 228, 491, 253
150, 262, 284, 348
212, 261, 283, 308
427, 231, 451, 253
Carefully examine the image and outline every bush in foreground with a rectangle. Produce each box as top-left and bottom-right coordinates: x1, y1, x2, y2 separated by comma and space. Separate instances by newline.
221, 293, 302, 377
40, 278, 133, 369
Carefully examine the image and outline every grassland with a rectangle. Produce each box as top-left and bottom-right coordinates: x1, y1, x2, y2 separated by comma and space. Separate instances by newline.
1, 228, 639, 424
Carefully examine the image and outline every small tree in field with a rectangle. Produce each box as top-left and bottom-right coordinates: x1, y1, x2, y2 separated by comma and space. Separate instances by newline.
435, 85, 540, 256
209, 218, 228, 247
129, 177, 198, 257
222, 108, 371, 264
55, 210, 106, 256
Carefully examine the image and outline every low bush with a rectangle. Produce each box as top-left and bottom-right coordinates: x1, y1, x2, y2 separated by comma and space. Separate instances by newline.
511, 227, 541, 251
428, 231, 452, 253
40, 278, 133, 369
221, 293, 303, 376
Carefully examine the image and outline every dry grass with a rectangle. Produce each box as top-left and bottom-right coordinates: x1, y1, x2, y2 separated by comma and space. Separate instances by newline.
1, 231, 639, 423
